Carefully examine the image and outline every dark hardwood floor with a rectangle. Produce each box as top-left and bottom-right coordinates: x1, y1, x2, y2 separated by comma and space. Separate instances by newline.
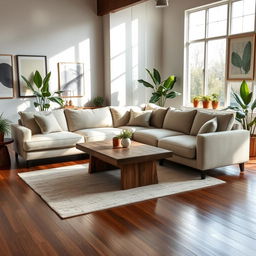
1, 145, 256, 256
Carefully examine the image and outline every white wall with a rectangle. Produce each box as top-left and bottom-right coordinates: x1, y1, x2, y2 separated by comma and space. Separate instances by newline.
0, 0, 103, 122
162, 0, 221, 107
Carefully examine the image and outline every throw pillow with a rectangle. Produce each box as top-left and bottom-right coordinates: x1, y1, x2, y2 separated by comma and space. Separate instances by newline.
127, 110, 152, 127
198, 117, 218, 134
34, 113, 62, 134
19, 112, 41, 135
163, 109, 197, 134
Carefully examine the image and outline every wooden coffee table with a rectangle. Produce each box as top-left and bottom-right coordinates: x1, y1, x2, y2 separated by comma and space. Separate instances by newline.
76, 140, 173, 190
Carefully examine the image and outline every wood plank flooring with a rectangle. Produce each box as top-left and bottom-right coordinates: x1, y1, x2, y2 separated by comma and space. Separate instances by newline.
0, 146, 256, 256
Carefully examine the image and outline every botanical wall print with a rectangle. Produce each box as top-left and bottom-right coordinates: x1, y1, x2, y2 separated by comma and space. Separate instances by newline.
0, 54, 14, 99
58, 62, 85, 97
17, 55, 47, 97
227, 34, 255, 80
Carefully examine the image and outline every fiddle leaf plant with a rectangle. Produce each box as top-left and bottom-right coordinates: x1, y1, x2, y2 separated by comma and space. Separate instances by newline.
138, 68, 181, 107
226, 80, 256, 136
22, 71, 64, 111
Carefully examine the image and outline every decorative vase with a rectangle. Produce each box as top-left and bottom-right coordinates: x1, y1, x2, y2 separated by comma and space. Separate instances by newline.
0, 133, 4, 143
212, 101, 219, 109
193, 100, 199, 108
121, 138, 131, 148
202, 101, 210, 109
113, 137, 121, 148
250, 136, 256, 157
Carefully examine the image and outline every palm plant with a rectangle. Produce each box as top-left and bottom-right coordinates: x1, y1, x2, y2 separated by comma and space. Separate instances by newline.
0, 113, 11, 141
22, 71, 64, 111
226, 80, 256, 136
138, 68, 180, 107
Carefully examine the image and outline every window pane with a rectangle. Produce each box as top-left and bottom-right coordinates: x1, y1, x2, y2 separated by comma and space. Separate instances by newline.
207, 5, 228, 38
231, 0, 256, 34
206, 39, 226, 106
189, 42, 205, 99
189, 10, 206, 41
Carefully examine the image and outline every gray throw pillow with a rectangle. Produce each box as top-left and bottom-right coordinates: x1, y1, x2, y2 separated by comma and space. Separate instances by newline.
127, 110, 152, 127
198, 117, 218, 134
34, 113, 62, 134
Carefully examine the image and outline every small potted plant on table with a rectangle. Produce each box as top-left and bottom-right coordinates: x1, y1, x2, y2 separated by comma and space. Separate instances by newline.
0, 113, 11, 143
119, 130, 133, 148
202, 95, 212, 109
211, 93, 219, 109
192, 96, 201, 108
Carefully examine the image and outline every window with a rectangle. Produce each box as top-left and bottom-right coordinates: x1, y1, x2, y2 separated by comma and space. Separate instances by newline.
185, 0, 256, 107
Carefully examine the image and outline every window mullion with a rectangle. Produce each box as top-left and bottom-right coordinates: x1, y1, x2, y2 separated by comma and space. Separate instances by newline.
203, 9, 208, 96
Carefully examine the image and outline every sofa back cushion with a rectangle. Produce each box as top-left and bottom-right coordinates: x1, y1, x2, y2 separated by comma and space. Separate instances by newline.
110, 106, 142, 127
19, 109, 68, 135
190, 110, 235, 135
145, 104, 168, 128
65, 107, 113, 131
163, 109, 197, 134
127, 109, 152, 127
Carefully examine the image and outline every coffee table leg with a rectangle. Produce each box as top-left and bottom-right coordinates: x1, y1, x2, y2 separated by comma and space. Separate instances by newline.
89, 155, 117, 173
121, 161, 158, 190
0, 146, 11, 169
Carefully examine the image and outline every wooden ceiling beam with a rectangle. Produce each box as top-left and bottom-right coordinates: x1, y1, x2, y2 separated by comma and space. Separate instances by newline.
97, 0, 149, 16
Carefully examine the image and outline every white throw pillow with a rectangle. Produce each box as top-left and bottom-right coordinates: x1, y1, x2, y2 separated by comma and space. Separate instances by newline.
127, 110, 152, 127
34, 113, 62, 134
198, 117, 218, 134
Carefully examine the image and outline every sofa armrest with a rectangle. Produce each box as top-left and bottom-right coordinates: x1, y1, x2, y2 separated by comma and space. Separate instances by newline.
197, 130, 250, 170
11, 124, 32, 155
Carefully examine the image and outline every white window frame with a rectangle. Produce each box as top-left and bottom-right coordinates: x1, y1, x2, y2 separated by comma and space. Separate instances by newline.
184, 0, 256, 107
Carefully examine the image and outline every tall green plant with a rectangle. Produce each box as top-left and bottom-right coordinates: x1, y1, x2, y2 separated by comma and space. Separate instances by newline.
138, 68, 180, 107
0, 113, 11, 136
22, 71, 64, 111
226, 80, 256, 136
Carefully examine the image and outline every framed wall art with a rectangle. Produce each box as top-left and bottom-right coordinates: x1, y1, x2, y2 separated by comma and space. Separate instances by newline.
17, 55, 47, 97
0, 54, 14, 99
58, 62, 85, 98
227, 33, 255, 80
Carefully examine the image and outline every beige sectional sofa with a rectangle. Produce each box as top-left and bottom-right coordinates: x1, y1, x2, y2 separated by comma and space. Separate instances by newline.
12, 104, 250, 178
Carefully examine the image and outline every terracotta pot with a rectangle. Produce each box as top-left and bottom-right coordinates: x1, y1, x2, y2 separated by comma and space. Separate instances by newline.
202, 100, 211, 109
212, 101, 219, 109
0, 133, 4, 143
250, 136, 256, 157
113, 137, 121, 148
193, 100, 199, 108
121, 138, 131, 148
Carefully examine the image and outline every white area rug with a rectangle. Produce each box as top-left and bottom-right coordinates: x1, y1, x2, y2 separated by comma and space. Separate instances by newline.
18, 164, 225, 218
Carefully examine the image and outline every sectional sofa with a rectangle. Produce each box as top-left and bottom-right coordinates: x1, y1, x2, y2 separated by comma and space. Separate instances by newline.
11, 104, 250, 178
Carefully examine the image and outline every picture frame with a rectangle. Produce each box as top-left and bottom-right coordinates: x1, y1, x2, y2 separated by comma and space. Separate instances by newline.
58, 62, 85, 98
16, 55, 47, 97
227, 33, 255, 81
0, 54, 14, 99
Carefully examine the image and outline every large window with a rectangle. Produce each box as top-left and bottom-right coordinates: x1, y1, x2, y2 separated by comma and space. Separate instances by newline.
185, 0, 256, 107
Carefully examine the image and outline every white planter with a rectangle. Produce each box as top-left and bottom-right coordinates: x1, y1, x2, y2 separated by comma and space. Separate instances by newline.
121, 138, 131, 148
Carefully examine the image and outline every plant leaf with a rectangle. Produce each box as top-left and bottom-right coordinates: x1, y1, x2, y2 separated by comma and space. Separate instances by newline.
34, 102, 40, 108
43, 104, 50, 110
166, 91, 181, 99
251, 98, 256, 111
145, 69, 157, 85
242, 41, 251, 74
163, 76, 176, 90
149, 94, 160, 103
33, 71, 42, 89
153, 69, 161, 84
138, 79, 154, 89
240, 80, 252, 105
231, 52, 242, 68
232, 92, 247, 109
48, 97, 64, 106
21, 76, 35, 92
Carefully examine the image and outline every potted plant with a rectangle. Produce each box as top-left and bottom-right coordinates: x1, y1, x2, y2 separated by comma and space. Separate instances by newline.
192, 96, 201, 108
112, 135, 122, 148
22, 71, 64, 111
93, 96, 104, 107
138, 68, 181, 107
202, 95, 212, 109
0, 113, 11, 143
226, 80, 256, 156
118, 130, 133, 148
211, 93, 219, 109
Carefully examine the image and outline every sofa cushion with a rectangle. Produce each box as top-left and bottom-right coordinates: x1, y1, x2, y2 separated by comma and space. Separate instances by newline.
163, 109, 197, 134
190, 110, 235, 135
198, 117, 218, 134
127, 110, 152, 127
65, 107, 113, 132
75, 128, 122, 142
24, 131, 84, 151
34, 113, 62, 134
19, 109, 68, 135
133, 129, 183, 146
145, 104, 168, 128
158, 135, 197, 159
110, 106, 142, 127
